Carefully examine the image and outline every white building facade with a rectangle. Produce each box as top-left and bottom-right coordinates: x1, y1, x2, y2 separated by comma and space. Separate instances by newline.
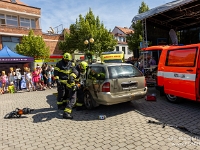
112, 26, 133, 60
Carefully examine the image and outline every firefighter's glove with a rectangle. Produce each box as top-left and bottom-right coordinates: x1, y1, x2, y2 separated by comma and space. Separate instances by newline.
73, 84, 81, 91
80, 81, 85, 87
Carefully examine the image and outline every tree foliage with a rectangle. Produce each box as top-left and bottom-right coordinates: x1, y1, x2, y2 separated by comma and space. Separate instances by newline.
59, 8, 117, 56
16, 30, 50, 59
127, 1, 149, 53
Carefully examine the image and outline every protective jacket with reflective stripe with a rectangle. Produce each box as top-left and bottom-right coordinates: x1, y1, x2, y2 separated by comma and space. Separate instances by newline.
66, 67, 79, 89
54, 59, 72, 80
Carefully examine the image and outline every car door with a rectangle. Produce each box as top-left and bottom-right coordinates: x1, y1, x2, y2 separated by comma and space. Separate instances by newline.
164, 47, 198, 100
86, 65, 106, 100
196, 49, 200, 101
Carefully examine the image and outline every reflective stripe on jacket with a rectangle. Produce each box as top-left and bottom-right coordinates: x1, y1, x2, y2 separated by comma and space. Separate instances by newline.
66, 68, 79, 89
54, 59, 73, 80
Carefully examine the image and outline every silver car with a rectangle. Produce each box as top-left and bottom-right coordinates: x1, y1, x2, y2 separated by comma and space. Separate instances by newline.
84, 63, 147, 109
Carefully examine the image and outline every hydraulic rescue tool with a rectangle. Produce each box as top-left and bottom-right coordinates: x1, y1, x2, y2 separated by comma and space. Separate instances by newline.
4, 108, 34, 119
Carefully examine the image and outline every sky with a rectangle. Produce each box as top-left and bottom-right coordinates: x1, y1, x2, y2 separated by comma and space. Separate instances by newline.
21, 0, 173, 33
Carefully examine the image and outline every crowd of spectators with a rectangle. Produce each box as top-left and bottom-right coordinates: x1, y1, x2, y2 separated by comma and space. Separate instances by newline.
126, 56, 157, 74
0, 63, 55, 94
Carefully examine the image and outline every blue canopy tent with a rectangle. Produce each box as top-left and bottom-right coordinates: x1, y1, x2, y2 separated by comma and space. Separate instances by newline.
0, 45, 34, 62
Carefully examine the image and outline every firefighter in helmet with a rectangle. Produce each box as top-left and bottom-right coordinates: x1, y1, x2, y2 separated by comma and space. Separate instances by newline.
54, 52, 73, 110
74, 61, 89, 110
63, 65, 80, 119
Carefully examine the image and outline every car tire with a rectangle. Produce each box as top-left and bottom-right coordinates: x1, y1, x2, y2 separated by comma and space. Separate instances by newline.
84, 90, 96, 109
165, 93, 181, 103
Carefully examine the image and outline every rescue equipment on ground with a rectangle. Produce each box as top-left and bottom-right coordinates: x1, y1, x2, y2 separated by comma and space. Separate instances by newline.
4, 108, 34, 119
99, 115, 106, 120
145, 94, 156, 101
147, 120, 200, 136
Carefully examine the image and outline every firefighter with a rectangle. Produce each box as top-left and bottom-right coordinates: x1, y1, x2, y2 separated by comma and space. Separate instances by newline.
88, 69, 105, 81
63, 66, 80, 119
54, 52, 73, 110
75, 61, 89, 111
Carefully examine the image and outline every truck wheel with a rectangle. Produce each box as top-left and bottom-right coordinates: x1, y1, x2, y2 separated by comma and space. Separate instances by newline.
165, 94, 181, 103
84, 91, 95, 109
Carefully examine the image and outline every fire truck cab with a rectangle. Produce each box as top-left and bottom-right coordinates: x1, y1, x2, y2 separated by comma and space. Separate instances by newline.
143, 43, 200, 103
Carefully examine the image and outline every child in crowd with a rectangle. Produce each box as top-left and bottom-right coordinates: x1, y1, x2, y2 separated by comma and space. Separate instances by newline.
8, 67, 15, 85
47, 66, 52, 89
0, 87, 3, 94
15, 68, 22, 91
35, 65, 44, 90
25, 68, 33, 92
0, 71, 7, 93
50, 65, 55, 87
40, 75, 45, 90
8, 82, 15, 93
42, 65, 48, 90
32, 68, 40, 91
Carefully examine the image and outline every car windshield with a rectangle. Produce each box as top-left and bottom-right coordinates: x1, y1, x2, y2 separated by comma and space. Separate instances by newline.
108, 65, 143, 79
104, 59, 123, 63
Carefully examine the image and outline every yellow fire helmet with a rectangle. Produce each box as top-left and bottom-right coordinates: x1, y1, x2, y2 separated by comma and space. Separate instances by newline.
63, 52, 72, 61
80, 61, 88, 74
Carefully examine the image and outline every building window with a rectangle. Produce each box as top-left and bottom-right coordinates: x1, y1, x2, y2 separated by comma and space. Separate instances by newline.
20, 18, 30, 28
11, 0, 16, 3
121, 37, 125, 42
20, 18, 36, 29
2, 36, 20, 52
123, 37, 126, 42
0, 14, 6, 26
116, 46, 119, 51
119, 37, 126, 42
166, 48, 197, 67
120, 37, 124, 42
6, 15, 18, 27
122, 47, 126, 54
31, 19, 36, 29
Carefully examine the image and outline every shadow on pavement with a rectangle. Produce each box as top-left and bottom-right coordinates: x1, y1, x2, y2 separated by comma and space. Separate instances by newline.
44, 92, 136, 121
132, 87, 200, 137
32, 95, 63, 123
72, 101, 135, 121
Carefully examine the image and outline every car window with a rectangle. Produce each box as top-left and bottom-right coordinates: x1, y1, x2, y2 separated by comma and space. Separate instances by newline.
166, 48, 197, 67
88, 66, 106, 80
90, 66, 105, 74
108, 65, 142, 79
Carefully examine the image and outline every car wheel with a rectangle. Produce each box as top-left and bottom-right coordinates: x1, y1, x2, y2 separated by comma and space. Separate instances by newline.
165, 94, 181, 103
84, 91, 95, 109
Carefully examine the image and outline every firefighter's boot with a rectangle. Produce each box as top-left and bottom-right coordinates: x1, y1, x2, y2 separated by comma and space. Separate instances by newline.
63, 112, 73, 119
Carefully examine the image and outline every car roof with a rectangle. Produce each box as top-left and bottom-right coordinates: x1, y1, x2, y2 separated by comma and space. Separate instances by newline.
89, 63, 132, 67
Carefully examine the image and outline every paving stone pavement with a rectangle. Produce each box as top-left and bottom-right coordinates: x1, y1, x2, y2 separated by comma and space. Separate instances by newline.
1, 87, 200, 150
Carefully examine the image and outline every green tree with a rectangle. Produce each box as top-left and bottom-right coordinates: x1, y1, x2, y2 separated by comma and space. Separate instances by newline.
16, 30, 50, 59
127, 1, 149, 55
59, 8, 117, 56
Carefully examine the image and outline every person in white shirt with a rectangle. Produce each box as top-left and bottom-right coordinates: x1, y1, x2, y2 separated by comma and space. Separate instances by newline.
8, 67, 15, 84
25, 68, 33, 92
15, 68, 22, 91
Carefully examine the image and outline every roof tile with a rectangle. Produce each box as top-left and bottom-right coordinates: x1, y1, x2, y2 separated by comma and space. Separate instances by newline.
116, 26, 134, 34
